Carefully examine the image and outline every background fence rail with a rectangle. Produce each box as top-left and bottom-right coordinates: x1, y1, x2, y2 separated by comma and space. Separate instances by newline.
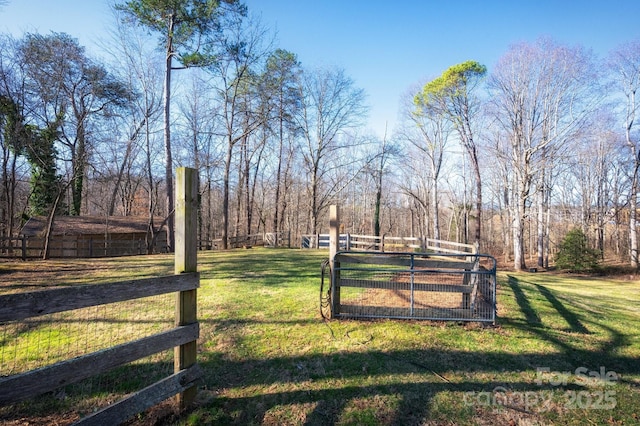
0, 235, 165, 259
302, 233, 477, 254
1, 230, 293, 259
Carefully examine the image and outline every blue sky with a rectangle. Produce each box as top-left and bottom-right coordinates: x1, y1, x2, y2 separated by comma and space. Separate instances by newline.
2, 0, 640, 137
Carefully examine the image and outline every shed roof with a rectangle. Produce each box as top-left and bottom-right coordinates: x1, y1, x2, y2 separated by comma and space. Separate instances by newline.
21, 216, 166, 237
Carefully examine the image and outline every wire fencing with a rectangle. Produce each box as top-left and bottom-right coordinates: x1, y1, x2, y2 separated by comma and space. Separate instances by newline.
0, 290, 180, 424
0, 167, 201, 425
329, 252, 496, 323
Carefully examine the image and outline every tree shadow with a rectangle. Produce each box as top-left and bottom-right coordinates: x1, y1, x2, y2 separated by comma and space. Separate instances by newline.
507, 275, 590, 333
531, 282, 590, 334
4, 311, 637, 425
506, 275, 542, 325
195, 341, 639, 425
193, 311, 639, 425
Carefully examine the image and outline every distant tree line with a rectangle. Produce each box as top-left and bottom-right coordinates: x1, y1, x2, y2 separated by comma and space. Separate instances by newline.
1, 1, 639, 270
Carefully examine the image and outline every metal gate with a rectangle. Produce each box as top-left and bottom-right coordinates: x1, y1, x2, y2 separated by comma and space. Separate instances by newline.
323, 251, 496, 323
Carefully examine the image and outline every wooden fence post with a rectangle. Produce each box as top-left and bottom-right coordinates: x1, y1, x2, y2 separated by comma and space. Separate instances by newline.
329, 205, 340, 317
21, 236, 26, 261
175, 167, 199, 409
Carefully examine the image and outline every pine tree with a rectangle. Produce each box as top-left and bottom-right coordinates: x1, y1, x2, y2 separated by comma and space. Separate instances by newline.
555, 228, 601, 272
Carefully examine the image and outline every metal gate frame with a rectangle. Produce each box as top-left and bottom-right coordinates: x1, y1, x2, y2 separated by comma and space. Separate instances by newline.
329, 251, 496, 323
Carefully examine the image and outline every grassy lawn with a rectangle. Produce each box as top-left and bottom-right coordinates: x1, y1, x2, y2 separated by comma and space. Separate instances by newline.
192, 249, 640, 425
1, 248, 639, 425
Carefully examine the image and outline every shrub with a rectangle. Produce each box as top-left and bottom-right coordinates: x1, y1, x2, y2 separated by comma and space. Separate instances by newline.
555, 228, 601, 272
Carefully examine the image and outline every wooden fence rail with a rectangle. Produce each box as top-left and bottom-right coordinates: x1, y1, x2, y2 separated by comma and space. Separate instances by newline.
0, 235, 166, 259
199, 231, 291, 250
0, 167, 201, 424
302, 233, 477, 255
0, 273, 199, 405
1, 230, 291, 259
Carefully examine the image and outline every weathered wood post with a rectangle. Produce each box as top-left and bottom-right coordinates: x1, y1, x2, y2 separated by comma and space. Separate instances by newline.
175, 167, 198, 409
21, 236, 27, 261
329, 205, 340, 317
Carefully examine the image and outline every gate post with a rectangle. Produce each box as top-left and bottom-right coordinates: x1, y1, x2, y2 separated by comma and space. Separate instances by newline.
329, 205, 340, 317
175, 167, 199, 409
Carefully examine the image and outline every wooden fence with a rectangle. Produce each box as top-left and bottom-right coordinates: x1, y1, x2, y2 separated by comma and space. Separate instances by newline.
302, 232, 477, 255
1, 230, 290, 259
0, 234, 167, 259
199, 231, 292, 250
0, 167, 200, 424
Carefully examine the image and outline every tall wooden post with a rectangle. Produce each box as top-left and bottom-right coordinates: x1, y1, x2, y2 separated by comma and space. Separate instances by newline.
175, 167, 198, 409
329, 205, 340, 317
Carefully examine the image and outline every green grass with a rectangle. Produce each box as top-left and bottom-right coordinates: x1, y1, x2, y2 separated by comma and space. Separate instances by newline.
2, 248, 639, 425
189, 248, 640, 425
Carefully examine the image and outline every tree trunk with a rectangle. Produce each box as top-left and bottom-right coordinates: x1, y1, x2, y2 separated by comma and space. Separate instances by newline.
374, 186, 381, 237
163, 16, 176, 252
630, 183, 638, 268
513, 188, 528, 270
311, 170, 318, 235
469, 148, 482, 245
537, 182, 545, 268
70, 127, 85, 216
222, 136, 233, 250
144, 110, 157, 254
42, 184, 66, 260
244, 137, 252, 236
627, 103, 639, 268
432, 179, 440, 241
273, 101, 285, 234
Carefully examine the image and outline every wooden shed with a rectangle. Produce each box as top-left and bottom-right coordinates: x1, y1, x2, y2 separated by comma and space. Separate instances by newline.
20, 216, 167, 258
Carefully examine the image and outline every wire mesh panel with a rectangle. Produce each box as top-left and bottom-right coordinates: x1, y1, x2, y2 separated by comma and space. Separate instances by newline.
0, 293, 174, 377
0, 292, 176, 424
331, 252, 496, 322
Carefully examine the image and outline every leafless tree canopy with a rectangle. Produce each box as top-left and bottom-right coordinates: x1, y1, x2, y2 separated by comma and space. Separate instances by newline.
1, 7, 639, 269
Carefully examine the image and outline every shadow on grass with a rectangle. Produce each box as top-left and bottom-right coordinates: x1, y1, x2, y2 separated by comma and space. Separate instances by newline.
191, 269, 637, 423
507, 275, 590, 333
4, 316, 638, 425
3, 255, 638, 425
192, 314, 640, 425
504, 275, 632, 363
5, 331, 637, 425
507, 275, 542, 325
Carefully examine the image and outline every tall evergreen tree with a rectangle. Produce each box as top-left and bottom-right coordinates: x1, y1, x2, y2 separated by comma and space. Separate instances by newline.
116, 0, 246, 251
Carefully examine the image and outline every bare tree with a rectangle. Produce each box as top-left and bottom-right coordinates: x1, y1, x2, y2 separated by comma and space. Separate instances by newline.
488, 38, 601, 270
207, 11, 270, 248
295, 67, 367, 234
177, 73, 220, 246
406, 91, 453, 241
261, 49, 301, 235
0, 34, 27, 238
608, 39, 640, 268
102, 18, 164, 218
416, 61, 486, 244
369, 129, 399, 239
116, 0, 246, 251
19, 32, 129, 216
